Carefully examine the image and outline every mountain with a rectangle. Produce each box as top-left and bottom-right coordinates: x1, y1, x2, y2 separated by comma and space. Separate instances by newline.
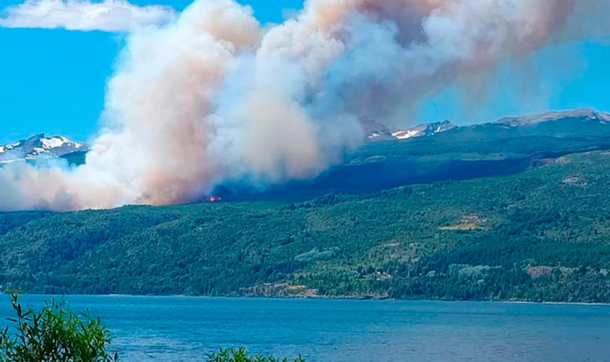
3, 109, 610, 302
2, 151, 610, 303
0, 134, 87, 164
391, 120, 457, 140
364, 109, 610, 141
496, 109, 610, 127
4, 110, 606, 166
360, 118, 395, 140
222, 109, 610, 201
4, 109, 610, 200
363, 119, 457, 141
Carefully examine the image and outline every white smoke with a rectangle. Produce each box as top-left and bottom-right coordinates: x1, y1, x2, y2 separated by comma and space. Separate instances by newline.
0, 0, 176, 32
0, 0, 604, 211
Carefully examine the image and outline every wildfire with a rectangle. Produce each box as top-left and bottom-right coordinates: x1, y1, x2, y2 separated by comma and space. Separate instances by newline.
206, 196, 222, 203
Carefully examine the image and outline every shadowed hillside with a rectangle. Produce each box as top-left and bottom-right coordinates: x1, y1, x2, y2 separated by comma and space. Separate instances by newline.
217, 111, 610, 200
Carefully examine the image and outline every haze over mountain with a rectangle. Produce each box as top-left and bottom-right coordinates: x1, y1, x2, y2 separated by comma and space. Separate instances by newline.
496, 109, 610, 127
3, 109, 610, 204
4, 109, 606, 166
231, 108, 610, 200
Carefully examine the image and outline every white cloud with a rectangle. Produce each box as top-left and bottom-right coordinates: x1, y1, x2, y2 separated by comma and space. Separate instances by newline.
0, 0, 177, 32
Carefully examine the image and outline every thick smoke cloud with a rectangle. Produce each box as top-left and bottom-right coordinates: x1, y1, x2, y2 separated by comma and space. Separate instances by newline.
0, 0, 603, 211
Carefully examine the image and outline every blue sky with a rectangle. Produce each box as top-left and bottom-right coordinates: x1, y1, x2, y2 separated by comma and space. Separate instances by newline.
0, 0, 609, 144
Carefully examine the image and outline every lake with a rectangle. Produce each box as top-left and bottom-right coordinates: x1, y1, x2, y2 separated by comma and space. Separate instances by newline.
1, 295, 609, 362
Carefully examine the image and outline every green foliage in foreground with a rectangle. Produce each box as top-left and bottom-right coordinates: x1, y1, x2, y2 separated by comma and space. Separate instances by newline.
207, 348, 304, 362
0, 294, 118, 362
2, 152, 610, 303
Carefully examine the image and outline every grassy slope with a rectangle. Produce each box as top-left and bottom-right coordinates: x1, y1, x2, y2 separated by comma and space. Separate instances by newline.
2, 151, 610, 302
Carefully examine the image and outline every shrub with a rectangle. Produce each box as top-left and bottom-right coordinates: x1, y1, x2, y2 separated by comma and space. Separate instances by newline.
206, 348, 304, 362
0, 294, 118, 362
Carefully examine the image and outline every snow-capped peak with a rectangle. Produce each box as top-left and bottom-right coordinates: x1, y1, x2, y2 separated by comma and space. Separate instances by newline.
362, 118, 457, 141
41, 136, 74, 149
0, 134, 87, 164
391, 121, 457, 140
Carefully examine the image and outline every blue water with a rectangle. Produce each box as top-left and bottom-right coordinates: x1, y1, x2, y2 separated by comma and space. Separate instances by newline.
1, 296, 610, 362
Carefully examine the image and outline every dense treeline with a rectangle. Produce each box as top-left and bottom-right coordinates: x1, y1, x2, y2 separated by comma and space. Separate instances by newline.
1, 152, 610, 303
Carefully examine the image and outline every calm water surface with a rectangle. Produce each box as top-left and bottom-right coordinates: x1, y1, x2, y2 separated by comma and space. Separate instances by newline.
1, 295, 609, 362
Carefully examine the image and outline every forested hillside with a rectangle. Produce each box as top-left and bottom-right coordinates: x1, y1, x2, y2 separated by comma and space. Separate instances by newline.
219, 112, 610, 199
2, 151, 610, 303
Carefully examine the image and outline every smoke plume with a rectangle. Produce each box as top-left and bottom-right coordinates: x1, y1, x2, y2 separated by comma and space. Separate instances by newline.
0, 0, 603, 211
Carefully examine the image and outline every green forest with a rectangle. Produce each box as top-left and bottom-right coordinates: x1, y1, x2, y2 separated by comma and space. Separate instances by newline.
2, 151, 610, 303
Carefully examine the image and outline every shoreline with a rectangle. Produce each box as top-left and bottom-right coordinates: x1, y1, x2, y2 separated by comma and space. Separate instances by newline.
6, 292, 610, 307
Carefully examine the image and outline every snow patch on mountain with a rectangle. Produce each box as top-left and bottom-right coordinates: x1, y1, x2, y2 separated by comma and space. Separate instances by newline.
392, 121, 457, 140
362, 119, 458, 141
0, 134, 87, 164
364, 109, 610, 142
